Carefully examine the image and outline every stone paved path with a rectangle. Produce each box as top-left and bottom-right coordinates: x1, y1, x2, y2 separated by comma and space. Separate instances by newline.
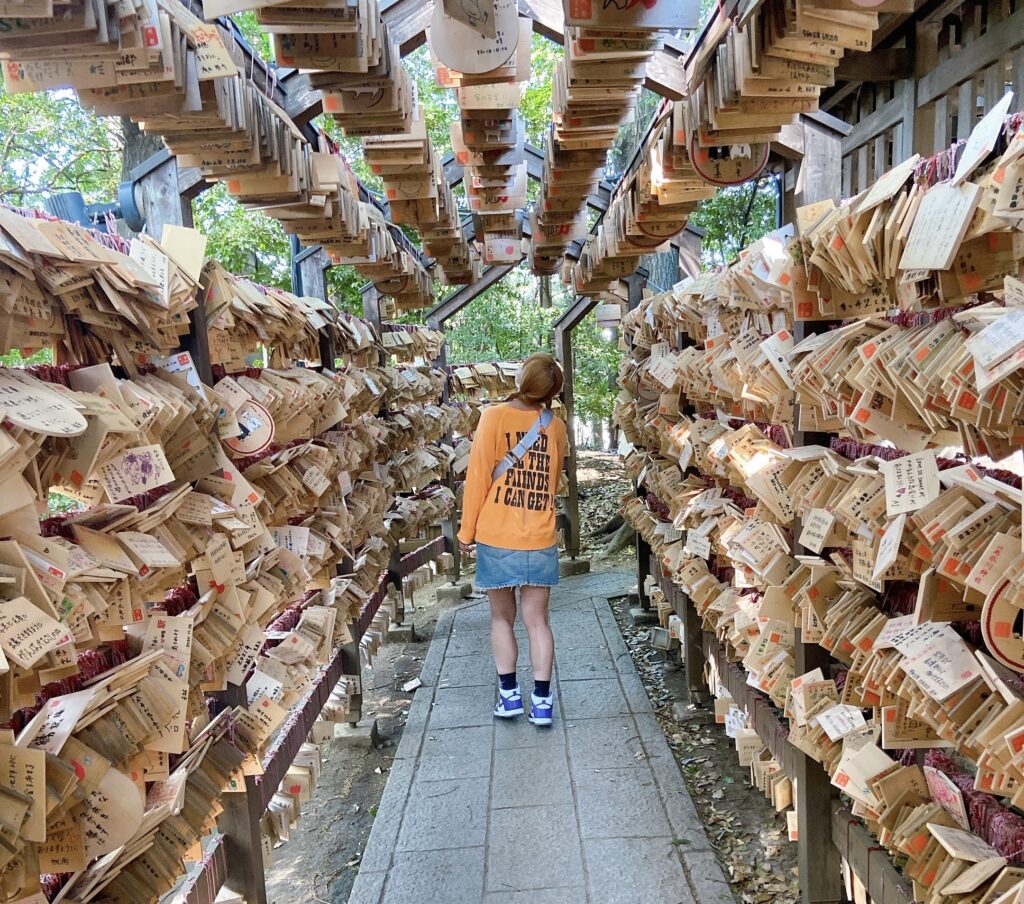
348, 568, 734, 904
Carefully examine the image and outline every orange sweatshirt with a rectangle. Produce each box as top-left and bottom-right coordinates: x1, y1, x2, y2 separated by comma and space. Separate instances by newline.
457, 402, 567, 550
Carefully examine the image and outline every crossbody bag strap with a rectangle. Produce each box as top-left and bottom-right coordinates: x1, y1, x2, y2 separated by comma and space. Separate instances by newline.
490, 408, 554, 482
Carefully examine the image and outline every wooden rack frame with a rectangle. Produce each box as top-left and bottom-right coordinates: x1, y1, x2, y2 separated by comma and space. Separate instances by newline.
64, 7, 848, 901
103, 143, 458, 901
174, 570, 390, 904
116, 0, 849, 576
823, 0, 1024, 198
624, 111, 923, 904
651, 557, 916, 904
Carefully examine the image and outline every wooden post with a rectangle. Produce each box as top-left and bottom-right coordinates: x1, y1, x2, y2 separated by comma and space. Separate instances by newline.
427, 325, 462, 582
387, 547, 405, 624
682, 584, 706, 701
132, 154, 274, 904
341, 640, 363, 727
296, 246, 329, 300
677, 225, 703, 279
293, 244, 335, 367
132, 156, 360, 901
133, 154, 213, 382
362, 284, 383, 336
215, 684, 269, 904
555, 322, 582, 559
786, 116, 845, 904
634, 530, 652, 608
138, 154, 194, 238
620, 270, 652, 605
914, 19, 941, 157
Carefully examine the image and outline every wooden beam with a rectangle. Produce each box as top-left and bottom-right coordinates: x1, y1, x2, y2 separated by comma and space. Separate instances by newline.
280, 73, 323, 126
917, 6, 1024, 105
831, 802, 915, 904
552, 295, 597, 333
805, 108, 854, 137
177, 165, 207, 199
382, 0, 434, 54
835, 47, 914, 81
425, 261, 520, 326
771, 122, 806, 162
840, 92, 905, 155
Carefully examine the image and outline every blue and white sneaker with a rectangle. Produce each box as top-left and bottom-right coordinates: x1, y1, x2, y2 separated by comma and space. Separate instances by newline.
528, 693, 554, 726
494, 686, 524, 718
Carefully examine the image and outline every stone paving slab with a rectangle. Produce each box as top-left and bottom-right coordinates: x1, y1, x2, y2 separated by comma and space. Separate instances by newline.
348, 569, 735, 904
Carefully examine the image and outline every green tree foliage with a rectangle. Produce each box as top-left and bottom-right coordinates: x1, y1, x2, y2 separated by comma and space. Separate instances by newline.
445, 267, 558, 363
572, 312, 623, 423
520, 37, 562, 148
193, 183, 292, 288
231, 11, 272, 63
443, 267, 622, 423
689, 176, 780, 268
0, 85, 121, 208
0, 24, 727, 428
327, 265, 368, 316
0, 348, 51, 366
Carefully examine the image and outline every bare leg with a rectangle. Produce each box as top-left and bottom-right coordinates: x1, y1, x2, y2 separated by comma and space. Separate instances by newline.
489, 588, 518, 675
520, 585, 554, 682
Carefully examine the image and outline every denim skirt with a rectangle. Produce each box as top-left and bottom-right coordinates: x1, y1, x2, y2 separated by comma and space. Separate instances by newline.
475, 543, 560, 590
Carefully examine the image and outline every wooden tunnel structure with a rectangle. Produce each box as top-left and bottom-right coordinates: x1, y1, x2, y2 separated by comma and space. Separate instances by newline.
4, 0, 1022, 902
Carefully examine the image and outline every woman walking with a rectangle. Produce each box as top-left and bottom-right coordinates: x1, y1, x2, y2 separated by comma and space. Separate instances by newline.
458, 352, 567, 725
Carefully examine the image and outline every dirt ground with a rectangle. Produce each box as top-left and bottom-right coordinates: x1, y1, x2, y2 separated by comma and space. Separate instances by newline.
263, 579, 446, 904
575, 450, 634, 561
263, 451, 797, 904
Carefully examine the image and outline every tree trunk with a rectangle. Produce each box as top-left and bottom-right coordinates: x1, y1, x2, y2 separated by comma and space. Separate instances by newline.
590, 417, 602, 450
588, 513, 624, 538
120, 118, 164, 180
117, 118, 168, 241
600, 522, 635, 558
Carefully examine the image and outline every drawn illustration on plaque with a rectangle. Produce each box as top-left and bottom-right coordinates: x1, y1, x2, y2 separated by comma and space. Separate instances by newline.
396, 178, 422, 198
452, 0, 489, 29
604, 0, 660, 9
440, 0, 497, 38
119, 449, 161, 487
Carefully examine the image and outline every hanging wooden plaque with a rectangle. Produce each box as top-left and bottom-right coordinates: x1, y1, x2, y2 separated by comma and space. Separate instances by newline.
688, 136, 770, 187
442, 0, 498, 38
981, 580, 1024, 674
428, 0, 518, 75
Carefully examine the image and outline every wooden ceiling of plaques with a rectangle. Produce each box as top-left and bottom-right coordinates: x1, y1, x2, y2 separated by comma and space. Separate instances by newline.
278, 0, 688, 128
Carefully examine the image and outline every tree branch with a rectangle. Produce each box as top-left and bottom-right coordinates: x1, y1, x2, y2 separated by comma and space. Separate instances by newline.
736, 176, 765, 250
37, 148, 110, 195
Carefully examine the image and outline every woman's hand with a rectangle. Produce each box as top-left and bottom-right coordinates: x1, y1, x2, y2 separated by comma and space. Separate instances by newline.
459, 541, 475, 555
